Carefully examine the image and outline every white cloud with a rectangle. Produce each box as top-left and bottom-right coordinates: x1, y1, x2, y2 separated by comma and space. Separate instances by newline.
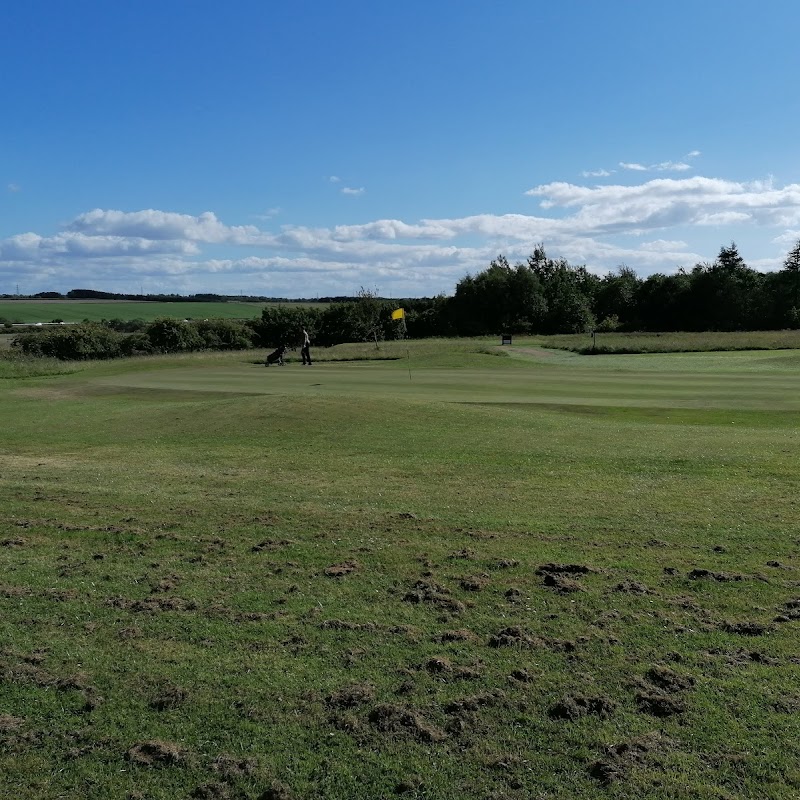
653, 161, 691, 171
328, 175, 341, 183
686, 150, 702, 158
341, 186, 365, 196
67, 209, 263, 245
581, 169, 613, 178
7, 183, 20, 193
5, 173, 800, 295
620, 159, 693, 173
254, 207, 281, 220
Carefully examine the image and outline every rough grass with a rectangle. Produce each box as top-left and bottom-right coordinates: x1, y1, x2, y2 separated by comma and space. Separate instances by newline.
1, 341, 799, 799
537, 329, 800, 354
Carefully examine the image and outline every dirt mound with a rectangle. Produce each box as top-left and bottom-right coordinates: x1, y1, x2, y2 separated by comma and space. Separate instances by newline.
258, 781, 294, 800
149, 684, 188, 711
319, 619, 377, 632
0, 714, 24, 733
613, 580, 650, 594
541, 573, 584, 593
688, 569, 743, 582
324, 560, 359, 577
403, 580, 465, 613
125, 739, 185, 766
488, 626, 536, 648
536, 563, 596, 575
548, 694, 615, 721
325, 683, 376, 709
251, 539, 293, 552
368, 704, 447, 742
459, 574, 489, 592
432, 629, 476, 643
108, 596, 197, 613
645, 665, 694, 693
444, 690, 505, 715
588, 732, 672, 785
722, 621, 769, 636
635, 692, 686, 717
191, 783, 231, 799
211, 754, 258, 779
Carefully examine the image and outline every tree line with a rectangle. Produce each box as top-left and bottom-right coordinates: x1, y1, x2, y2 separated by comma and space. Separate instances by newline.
435, 241, 800, 336
11, 240, 800, 360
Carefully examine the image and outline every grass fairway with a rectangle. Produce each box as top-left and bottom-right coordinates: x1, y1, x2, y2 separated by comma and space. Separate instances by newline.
1, 340, 799, 799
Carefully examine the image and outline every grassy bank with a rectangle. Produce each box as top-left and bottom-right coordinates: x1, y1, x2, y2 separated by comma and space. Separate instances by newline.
1, 342, 799, 799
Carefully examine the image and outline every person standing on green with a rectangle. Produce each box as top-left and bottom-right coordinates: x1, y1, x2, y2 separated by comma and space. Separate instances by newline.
301, 327, 312, 365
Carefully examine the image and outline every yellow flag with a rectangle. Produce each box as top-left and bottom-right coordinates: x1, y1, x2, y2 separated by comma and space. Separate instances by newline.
391, 308, 405, 320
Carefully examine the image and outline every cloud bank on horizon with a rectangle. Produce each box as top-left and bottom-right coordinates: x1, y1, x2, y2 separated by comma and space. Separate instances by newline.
3, 170, 800, 297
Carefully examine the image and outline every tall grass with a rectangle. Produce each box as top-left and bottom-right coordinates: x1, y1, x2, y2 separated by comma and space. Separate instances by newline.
538, 329, 800, 354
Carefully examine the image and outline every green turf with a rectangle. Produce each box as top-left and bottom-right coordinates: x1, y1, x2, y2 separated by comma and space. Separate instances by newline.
1, 339, 799, 799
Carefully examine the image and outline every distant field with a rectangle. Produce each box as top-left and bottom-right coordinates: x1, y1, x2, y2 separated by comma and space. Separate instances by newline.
1, 340, 800, 799
0, 300, 325, 324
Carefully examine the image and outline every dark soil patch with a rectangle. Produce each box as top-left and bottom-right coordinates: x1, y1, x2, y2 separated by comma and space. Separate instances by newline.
402, 580, 465, 613
773, 695, 800, 714
447, 548, 475, 560
548, 694, 616, 721
324, 560, 359, 577
613, 580, 650, 594
0, 538, 27, 548
319, 619, 378, 632
688, 569, 743, 582
190, 783, 231, 799
645, 665, 695, 693
488, 626, 535, 648
0, 714, 24, 733
635, 692, 686, 716
210, 754, 258, 780
0, 585, 33, 598
588, 732, 672, 785
707, 647, 779, 666
460, 574, 490, 592
258, 781, 294, 800
149, 684, 188, 711
368, 703, 447, 742
125, 739, 185, 767
432, 629, 476, 643
424, 657, 452, 674
150, 575, 180, 594
722, 621, 769, 636
541, 573, 585, 593
490, 558, 520, 570
251, 539, 293, 552
509, 668, 534, 683
108, 596, 197, 613
325, 683, 376, 709
444, 690, 505, 716
536, 563, 596, 575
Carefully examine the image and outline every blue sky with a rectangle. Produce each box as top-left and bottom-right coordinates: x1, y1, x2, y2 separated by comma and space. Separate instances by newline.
2, 0, 800, 297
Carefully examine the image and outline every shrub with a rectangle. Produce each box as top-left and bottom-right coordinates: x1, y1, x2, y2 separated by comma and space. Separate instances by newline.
194, 319, 254, 350
145, 318, 204, 353
12, 323, 124, 360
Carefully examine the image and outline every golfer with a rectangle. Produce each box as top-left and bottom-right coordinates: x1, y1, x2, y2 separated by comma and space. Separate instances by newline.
301, 327, 312, 365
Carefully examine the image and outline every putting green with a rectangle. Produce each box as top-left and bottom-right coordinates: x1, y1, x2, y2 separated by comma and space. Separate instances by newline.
88, 348, 800, 411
